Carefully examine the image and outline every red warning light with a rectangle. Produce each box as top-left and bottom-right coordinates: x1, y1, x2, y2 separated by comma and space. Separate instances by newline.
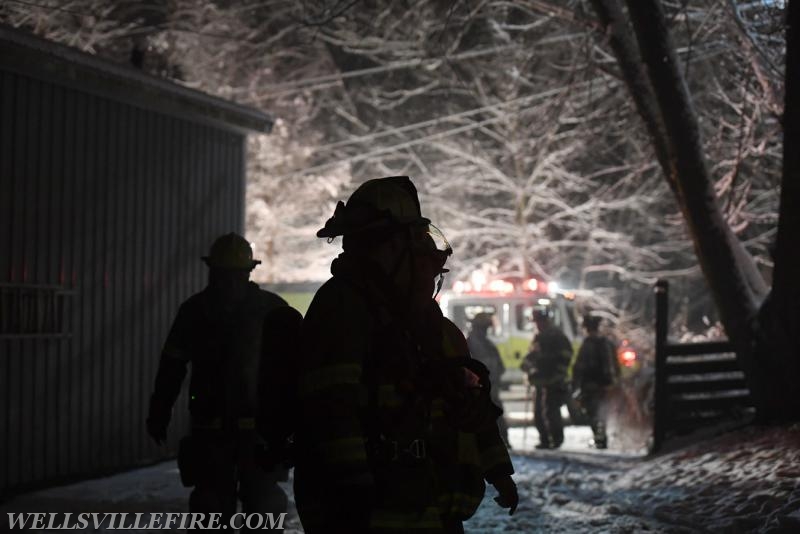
620, 349, 637, 367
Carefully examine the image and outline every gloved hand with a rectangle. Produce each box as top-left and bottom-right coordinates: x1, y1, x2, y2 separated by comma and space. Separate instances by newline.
491, 475, 519, 516
146, 415, 168, 445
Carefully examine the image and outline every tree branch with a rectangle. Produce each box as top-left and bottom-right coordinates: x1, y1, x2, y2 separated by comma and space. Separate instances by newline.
588, 0, 678, 196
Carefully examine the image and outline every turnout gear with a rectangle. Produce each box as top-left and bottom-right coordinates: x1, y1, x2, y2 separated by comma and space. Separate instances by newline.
146, 415, 168, 445
532, 383, 568, 449
522, 324, 572, 388
522, 320, 572, 449
148, 268, 298, 525
148, 282, 287, 427
467, 314, 509, 446
294, 258, 444, 532
491, 474, 519, 516
295, 177, 512, 532
573, 336, 619, 388
573, 320, 621, 449
293, 265, 514, 532
184, 430, 287, 524
202, 232, 261, 270
432, 315, 515, 523
420, 355, 501, 434
257, 305, 305, 470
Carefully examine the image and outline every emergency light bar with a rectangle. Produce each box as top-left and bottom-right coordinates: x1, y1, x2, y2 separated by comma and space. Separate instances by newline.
487, 279, 514, 294
451, 276, 552, 296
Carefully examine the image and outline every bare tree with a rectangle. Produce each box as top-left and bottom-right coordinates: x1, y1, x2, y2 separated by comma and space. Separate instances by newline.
587, 0, 795, 418
764, 0, 800, 418
1, 1, 785, 369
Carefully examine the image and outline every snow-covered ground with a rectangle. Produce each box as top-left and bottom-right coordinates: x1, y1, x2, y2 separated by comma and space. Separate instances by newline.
3, 425, 798, 533
470, 424, 800, 533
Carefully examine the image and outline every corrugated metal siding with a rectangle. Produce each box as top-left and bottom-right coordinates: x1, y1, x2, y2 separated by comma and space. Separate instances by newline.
0, 69, 247, 496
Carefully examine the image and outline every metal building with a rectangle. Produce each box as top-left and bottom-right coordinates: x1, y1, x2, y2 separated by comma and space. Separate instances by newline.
0, 25, 272, 496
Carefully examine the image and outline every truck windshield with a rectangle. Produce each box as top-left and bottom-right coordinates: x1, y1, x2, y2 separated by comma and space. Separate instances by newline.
515, 300, 579, 340
452, 304, 504, 336
515, 304, 566, 331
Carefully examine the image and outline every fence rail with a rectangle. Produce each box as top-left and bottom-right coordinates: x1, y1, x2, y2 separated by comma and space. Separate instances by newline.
652, 280, 755, 453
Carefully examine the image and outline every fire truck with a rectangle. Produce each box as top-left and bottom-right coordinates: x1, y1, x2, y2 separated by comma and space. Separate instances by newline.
438, 275, 582, 382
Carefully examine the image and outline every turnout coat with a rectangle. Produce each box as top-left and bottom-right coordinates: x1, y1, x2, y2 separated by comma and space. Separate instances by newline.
293, 255, 512, 532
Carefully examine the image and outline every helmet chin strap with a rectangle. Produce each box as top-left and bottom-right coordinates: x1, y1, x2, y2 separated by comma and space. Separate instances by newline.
433, 273, 445, 300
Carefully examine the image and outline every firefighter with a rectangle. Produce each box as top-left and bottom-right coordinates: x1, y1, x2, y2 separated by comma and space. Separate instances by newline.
466, 313, 509, 446
521, 309, 572, 449
293, 176, 517, 533
411, 231, 517, 533
572, 315, 621, 449
146, 232, 301, 527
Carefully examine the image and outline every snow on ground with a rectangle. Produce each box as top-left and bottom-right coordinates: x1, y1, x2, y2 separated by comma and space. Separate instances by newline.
468, 424, 800, 533
3, 425, 799, 533
0, 461, 304, 533
603, 424, 800, 533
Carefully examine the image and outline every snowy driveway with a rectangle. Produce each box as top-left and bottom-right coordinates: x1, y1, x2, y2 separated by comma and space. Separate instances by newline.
468, 426, 673, 533
3, 425, 798, 533
0, 426, 652, 533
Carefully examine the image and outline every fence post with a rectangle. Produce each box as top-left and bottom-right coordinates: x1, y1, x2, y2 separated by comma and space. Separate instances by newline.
652, 279, 669, 453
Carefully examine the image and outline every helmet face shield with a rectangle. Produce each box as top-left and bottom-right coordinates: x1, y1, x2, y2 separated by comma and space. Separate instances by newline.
426, 224, 452, 260
407, 224, 453, 299
410, 224, 453, 274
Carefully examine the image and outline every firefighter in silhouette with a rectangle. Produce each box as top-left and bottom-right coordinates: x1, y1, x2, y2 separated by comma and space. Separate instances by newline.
521, 309, 572, 449
146, 232, 301, 527
572, 315, 621, 449
466, 313, 509, 446
293, 176, 517, 533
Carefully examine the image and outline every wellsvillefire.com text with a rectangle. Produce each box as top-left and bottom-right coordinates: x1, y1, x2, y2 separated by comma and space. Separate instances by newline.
7, 512, 287, 530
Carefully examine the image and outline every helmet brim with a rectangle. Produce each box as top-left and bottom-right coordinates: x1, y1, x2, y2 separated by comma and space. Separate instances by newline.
316, 214, 431, 239
201, 257, 261, 270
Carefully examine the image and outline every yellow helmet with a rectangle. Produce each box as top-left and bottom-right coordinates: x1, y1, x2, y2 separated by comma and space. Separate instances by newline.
316, 176, 431, 238
202, 233, 260, 270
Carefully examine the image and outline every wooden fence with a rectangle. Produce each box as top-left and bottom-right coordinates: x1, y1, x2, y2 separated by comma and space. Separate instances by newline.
652, 280, 756, 452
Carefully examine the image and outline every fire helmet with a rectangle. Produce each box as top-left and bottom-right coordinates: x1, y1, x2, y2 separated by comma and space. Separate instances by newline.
317, 176, 431, 238
471, 312, 495, 330
202, 233, 260, 270
532, 309, 551, 324
582, 314, 602, 331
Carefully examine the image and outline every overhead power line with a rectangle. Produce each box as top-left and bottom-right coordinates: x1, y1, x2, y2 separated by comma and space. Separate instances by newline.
7, 0, 735, 102
273, 78, 619, 180
263, 44, 518, 92
266, 41, 731, 177
259, 33, 590, 98
309, 77, 609, 156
